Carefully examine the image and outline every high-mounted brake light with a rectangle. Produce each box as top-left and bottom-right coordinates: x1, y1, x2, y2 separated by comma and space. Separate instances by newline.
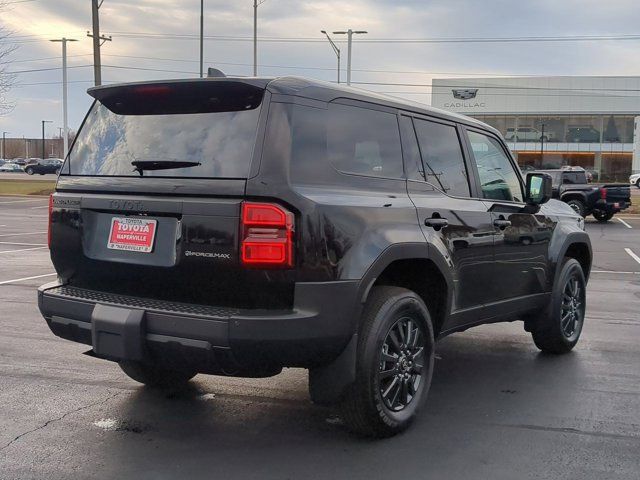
47, 194, 53, 248
241, 202, 294, 268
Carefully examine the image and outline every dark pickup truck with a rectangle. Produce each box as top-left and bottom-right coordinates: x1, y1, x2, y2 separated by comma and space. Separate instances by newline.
534, 169, 631, 222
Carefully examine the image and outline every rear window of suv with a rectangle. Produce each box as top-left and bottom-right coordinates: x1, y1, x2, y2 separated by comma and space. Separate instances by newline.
67, 81, 263, 178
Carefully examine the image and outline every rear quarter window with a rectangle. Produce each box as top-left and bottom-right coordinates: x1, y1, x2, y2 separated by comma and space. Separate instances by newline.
327, 103, 403, 179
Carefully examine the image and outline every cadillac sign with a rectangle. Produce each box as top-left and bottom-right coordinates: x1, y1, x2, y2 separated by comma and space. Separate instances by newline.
444, 88, 486, 109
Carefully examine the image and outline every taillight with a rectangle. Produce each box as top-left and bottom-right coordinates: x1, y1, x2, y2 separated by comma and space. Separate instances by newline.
600, 187, 607, 200
241, 202, 294, 268
47, 194, 53, 248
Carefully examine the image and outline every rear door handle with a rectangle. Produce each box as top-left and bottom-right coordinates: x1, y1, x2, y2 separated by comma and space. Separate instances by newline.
493, 219, 512, 230
425, 217, 449, 230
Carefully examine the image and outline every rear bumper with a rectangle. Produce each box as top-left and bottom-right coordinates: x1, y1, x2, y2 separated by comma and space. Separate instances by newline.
594, 199, 630, 214
38, 280, 359, 373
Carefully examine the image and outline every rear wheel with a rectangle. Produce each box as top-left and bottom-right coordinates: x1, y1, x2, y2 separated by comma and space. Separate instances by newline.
636, 179, 640, 189
592, 210, 614, 222
340, 286, 435, 437
25, 167, 34, 175
566, 199, 586, 217
118, 360, 196, 388
531, 258, 586, 354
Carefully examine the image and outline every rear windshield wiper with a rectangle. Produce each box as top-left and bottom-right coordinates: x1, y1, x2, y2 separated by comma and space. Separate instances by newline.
131, 160, 201, 176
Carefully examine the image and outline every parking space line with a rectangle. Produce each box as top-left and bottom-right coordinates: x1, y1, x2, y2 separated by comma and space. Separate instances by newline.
0, 199, 46, 205
0, 273, 56, 286
0, 231, 47, 238
592, 269, 640, 275
624, 248, 640, 265
617, 218, 633, 229
0, 246, 48, 254
0, 241, 47, 246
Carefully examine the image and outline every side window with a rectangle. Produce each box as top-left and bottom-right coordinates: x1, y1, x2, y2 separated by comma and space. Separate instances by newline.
467, 130, 524, 202
327, 103, 403, 178
413, 118, 470, 197
398, 115, 424, 181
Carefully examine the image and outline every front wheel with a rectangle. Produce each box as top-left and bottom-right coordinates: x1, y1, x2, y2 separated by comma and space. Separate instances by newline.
592, 210, 614, 222
636, 179, 640, 189
531, 258, 586, 354
25, 167, 34, 175
340, 286, 435, 437
118, 360, 196, 388
566, 199, 586, 217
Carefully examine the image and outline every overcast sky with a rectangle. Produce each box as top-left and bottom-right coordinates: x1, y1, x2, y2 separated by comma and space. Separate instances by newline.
1, 0, 640, 138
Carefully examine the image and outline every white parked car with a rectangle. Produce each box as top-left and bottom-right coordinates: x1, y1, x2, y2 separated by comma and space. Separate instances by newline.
504, 127, 554, 142
630, 173, 640, 189
0, 162, 24, 173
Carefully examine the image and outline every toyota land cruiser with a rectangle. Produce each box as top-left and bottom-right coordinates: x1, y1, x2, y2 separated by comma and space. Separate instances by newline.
39, 76, 592, 437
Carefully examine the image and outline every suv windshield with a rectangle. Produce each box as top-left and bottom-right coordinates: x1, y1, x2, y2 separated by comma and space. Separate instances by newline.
67, 82, 263, 178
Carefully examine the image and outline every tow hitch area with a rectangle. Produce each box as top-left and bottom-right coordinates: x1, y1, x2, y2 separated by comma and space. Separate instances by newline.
91, 304, 145, 361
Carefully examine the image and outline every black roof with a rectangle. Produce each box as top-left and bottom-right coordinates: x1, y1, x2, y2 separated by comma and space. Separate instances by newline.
88, 75, 494, 133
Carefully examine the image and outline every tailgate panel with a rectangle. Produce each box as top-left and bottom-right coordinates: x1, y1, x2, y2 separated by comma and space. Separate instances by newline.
50, 192, 295, 309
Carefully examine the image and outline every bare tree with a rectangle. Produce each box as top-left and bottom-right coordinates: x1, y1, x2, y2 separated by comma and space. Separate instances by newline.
0, 1, 17, 115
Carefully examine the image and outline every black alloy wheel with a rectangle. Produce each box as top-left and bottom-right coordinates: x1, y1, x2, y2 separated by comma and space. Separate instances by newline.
559, 274, 585, 343
531, 258, 586, 353
340, 286, 435, 437
379, 316, 425, 412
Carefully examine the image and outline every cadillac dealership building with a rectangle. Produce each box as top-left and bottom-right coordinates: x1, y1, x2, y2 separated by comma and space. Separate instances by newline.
431, 76, 640, 182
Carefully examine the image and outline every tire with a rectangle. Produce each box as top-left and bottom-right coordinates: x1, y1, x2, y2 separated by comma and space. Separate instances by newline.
592, 210, 614, 222
118, 360, 196, 388
531, 258, 586, 354
636, 179, 640, 189
25, 167, 34, 175
566, 199, 586, 217
340, 286, 435, 438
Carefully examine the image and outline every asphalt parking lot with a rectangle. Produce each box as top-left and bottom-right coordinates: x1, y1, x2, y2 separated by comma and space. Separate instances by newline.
0, 195, 638, 479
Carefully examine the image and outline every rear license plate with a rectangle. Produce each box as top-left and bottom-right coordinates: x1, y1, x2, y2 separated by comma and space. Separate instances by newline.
107, 217, 157, 253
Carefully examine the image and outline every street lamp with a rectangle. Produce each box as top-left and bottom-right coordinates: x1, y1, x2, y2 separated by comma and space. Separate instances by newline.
50, 38, 78, 160
41, 120, 52, 160
199, 0, 204, 78
332, 29, 367, 86
321, 30, 340, 83
2, 131, 8, 160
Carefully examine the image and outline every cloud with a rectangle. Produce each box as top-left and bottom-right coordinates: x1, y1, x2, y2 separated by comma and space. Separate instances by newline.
1, 0, 640, 137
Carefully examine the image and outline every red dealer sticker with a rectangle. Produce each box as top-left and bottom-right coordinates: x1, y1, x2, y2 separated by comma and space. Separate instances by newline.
107, 217, 158, 253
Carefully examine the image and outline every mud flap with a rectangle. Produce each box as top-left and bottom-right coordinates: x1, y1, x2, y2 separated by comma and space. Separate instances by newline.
308, 334, 357, 406
91, 304, 145, 361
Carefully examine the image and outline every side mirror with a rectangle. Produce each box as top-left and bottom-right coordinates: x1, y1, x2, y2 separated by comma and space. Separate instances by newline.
525, 172, 552, 205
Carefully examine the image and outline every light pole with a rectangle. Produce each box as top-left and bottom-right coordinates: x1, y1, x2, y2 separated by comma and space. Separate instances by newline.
50, 38, 77, 160
41, 120, 52, 160
332, 29, 367, 86
321, 30, 340, 83
199, 0, 204, 78
2, 131, 8, 160
253, 0, 268, 76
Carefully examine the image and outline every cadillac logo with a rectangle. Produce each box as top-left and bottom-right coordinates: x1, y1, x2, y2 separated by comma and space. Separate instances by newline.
452, 88, 478, 100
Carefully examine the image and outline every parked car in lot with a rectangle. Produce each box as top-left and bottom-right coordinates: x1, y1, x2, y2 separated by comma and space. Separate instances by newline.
504, 127, 554, 142
630, 172, 640, 189
534, 167, 631, 221
24, 158, 63, 175
566, 126, 601, 143
39, 77, 592, 437
13, 158, 29, 166
0, 162, 23, 173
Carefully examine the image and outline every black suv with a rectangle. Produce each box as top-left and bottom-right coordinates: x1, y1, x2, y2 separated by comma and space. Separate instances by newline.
39, 77, 592, 437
